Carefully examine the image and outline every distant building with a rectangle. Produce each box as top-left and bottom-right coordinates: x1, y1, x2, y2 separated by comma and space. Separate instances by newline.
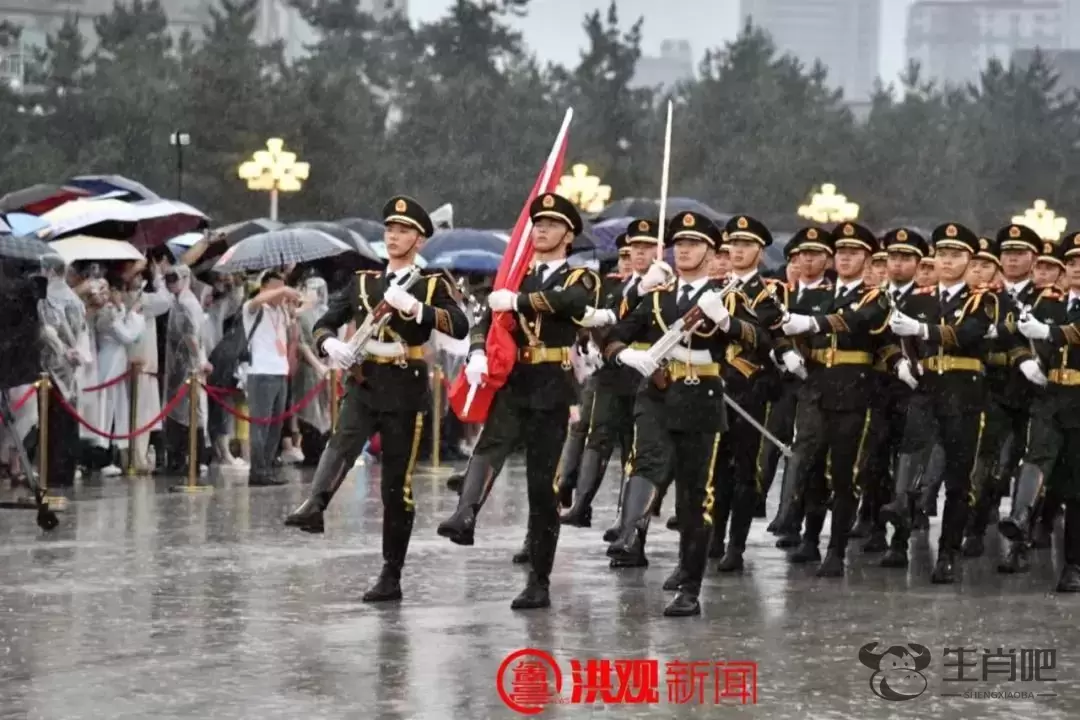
907, 0, 1063, 88
631, 38, 694, 91
1012, 47, 1080, 91
740, 0, 882, 102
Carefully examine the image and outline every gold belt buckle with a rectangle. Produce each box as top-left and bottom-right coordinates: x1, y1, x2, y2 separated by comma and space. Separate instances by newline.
560, 348, 572, 371
683, 372, 700, 386
396, 354, 409, 368
522, 344, 539, 364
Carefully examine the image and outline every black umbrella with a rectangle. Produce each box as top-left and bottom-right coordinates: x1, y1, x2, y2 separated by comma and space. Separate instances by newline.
338, 217, 385, 243
291, 221, 382, 264
214, 229, 355, 273
0, 233, 61, 262
593, 197, 728, 223
191, 218, 283, 275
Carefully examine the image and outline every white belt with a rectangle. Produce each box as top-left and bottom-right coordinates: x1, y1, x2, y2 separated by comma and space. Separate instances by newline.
664, 346, 714, 366
364, 340, 408, 358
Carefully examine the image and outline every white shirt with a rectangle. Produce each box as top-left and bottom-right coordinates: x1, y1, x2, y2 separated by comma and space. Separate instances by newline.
532, 258, 566, 284
1005, 278, 1032, 297
243, 301, 290, 376
677, 276, 710, 299
938, 281, 966, 304
623, 272, 642, 297
386, 264, 418, 286
835, 278, 863, 298
798, 276, 825, 293
732, 269, 758, 286
889, 281, 915, 299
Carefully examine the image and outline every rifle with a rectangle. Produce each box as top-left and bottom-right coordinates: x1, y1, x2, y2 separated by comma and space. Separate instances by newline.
343, 269, 425, 382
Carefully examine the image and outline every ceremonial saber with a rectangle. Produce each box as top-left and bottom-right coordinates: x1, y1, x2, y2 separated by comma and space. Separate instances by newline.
462, 108, 574, 416
656, 100, 673, 253
723, 394, 793, 458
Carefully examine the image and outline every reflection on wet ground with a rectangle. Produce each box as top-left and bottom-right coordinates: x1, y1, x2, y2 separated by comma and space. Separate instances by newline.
0, 460, 1077, 719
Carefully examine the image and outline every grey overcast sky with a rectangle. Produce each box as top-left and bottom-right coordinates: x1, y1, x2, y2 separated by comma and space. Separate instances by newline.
409, 0, 915, 89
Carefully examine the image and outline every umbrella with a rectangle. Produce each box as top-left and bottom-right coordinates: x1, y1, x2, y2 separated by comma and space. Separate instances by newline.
0, 183, 92, 214
0, 212, 49, 237
589, 216, 633, 251
593, 197, 728, 223
421, 228, 508, 260
0, 233, 60, 262
214, 228, 355, 273
66, 175, 160, 202
50, 236, 144, 263
290, 221, 382, 263
40, 197, 209, 249
426, 249, 503, 274
338, 217, 385, 243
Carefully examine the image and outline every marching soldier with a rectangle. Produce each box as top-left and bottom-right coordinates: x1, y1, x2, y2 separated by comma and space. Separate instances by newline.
770, 228, 834, 549
437, 192, 600, 610
708, 215, 786, 573
284, 196, 469, 602
562, 220, 661, 535
603, 210, 767, 616
883, 223, 997, 583
1012, 233, 1080, 592
916, 251, 938, 287
963, 226, 1044, 562
776, 222, 889, 577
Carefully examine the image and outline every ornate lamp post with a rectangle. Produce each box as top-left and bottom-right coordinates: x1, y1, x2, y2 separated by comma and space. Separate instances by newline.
555, 163, 612, 214
238, 138, 309, 222
169, 131, 190, 200
797, 182, 859, 224
1012, 199, 1067, 242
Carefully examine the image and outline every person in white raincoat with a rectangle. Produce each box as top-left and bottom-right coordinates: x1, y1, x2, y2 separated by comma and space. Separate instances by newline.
74, 274, 108, 452
163, 265, 210, 472
127, 263, 173, 473
94, 283, 146, 475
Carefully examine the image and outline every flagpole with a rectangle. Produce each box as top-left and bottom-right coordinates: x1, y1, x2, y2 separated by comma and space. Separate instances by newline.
656, 100, 673, 253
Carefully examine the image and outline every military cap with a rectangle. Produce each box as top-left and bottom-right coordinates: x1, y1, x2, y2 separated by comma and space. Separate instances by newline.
831, 221, 877, 253
881, 227, 929, 258
1058, 232, 1080, 263
724, 214, 773, 247
931, 222, 979, 254
871, 236, 888, 261
1037, 237, 1065, 268
786, 226, 832, 257
530, 192, 583, 235
996, 223, 1042, 254
975, 235, 1000, 266
383, 195, 434, 237
626, 218, 660, 244
615, 232, 630, 252
668, 211, 721, 247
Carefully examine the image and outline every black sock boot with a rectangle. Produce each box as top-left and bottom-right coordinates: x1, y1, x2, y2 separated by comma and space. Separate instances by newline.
284, 440, 355, 533
664, 522, 709, 618
608, 476, 654, 568
791, 510, 825, 564
1056, 500, 1080, 592
603, 469, 628, 543
819, 493, 853, 577
561, 448, 608, 527
999, 463, 1043, 543
437, 455, 496, 545
362, 512, 413, 602
849, 493, 874, 539
881, 526, 910, 568
718, 484, 755, 572
555, 428, 586, 509
512, 514, 559, 610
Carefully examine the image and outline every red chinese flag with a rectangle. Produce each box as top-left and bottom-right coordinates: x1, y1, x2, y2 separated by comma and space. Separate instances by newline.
449, 111, 573, 423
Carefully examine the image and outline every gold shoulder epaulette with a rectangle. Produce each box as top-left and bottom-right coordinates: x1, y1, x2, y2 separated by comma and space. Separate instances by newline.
1040, 287, 1064, 299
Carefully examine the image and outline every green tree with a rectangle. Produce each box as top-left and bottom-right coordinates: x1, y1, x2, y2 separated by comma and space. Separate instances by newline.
550, 2, 657, 202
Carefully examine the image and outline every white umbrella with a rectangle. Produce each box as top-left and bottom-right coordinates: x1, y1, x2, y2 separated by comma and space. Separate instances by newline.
39, 197, 209, 245
50, 236, 144, 263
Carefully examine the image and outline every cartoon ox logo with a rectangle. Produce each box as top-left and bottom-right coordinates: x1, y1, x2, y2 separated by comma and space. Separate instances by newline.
858, 642, 932, 701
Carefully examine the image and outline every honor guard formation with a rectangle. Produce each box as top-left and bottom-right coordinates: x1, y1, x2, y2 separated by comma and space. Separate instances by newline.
284, 193, 1080, 618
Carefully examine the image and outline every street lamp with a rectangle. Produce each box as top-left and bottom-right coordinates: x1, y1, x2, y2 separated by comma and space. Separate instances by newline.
1011, 199, 1067, 242
238, 137, 310, 222
169, 131, 190, 200
797, 182, 859, 224
555, 163, 612, 214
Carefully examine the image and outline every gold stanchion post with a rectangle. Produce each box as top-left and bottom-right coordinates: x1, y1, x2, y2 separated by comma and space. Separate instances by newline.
170, 374, 212, 494
126, 366, 139, 477
329, 369, 340, 433
36, 373, 67, 510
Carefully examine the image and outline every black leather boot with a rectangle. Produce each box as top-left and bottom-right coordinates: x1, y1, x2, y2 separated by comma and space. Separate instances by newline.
880, 528, 909, 568
608, 475, 654, 568
362, 566, 402, 602
1032, 492, 1061, 549
362, 511, 413, 602
718, 484, 755, 572
997, 541, 1029, 574
664, 523, 709, 617
862, 521, 888, 553
818, 493, 853, 577
791, 511, 825, 564
920, 445, 946, 518
561, 448, 608, 527
771, 450, 806, 537
930, 548, 956, 584
555, 427, 586, 509
603, 469, 628, 542
999, 463, 1043, 543
880, 451, 920, 529
437, 455, 496, 546
849, 495, 874, 539
284, 442, 354, 533
511, 534, 530, 565
707, 480, 733, 558
1058, 500, 1080, 592
447, 470, 464, 494
512, 516, 559, 610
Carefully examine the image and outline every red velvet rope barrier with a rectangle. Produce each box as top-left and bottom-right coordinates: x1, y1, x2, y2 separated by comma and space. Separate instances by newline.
83, 369, 131, 393
52, 383, 189, 440
11, 385, 37, 412
204, 379, 328, 426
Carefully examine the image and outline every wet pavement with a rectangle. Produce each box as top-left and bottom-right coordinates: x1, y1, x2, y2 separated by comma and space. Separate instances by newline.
1, 459, 1078, 719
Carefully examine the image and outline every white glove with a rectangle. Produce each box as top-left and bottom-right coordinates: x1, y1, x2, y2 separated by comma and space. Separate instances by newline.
889, 310, 927, 338
896, 358, 919, 390
583, 342, 604, 370
639, 260, 673, 292
1020, 358, 1048, 387
1018, 315, 1050, 340
487, 289, 518, 312
697, 289, 730, 330
580, 307, 617, 328
617, 348, 659, 377
984, 324, 998, 339
781, 313, 818, 336
384, 284, 419, 315
781, 350, 808, 380
465, 352, 488, 385
322, 337, 353, 368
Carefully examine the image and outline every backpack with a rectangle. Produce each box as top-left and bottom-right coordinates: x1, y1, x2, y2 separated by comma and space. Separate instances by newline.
208, 308, 263, 391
